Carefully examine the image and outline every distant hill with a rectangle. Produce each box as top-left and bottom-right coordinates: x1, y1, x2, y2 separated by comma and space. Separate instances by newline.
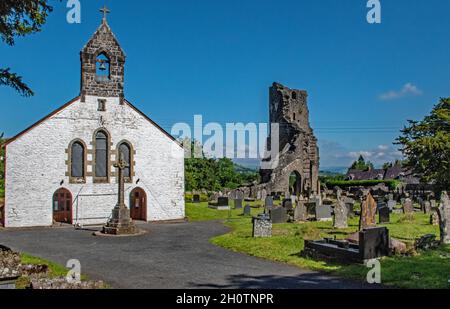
320, 166, 347, 176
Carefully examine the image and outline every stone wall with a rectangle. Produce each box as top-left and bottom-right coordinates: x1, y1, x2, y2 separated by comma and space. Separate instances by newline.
5, 96, 185, 228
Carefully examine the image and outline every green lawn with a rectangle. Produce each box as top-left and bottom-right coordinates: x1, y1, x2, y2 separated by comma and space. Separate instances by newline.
186, 202, 450, 289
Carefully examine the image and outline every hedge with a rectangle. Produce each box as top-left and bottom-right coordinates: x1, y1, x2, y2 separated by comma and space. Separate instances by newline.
323, 179, 401, 191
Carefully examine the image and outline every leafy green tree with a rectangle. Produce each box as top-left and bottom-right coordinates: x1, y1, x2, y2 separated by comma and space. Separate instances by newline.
0, 0, 59, 96
396, 98, 450, 191
349, 155, 374, 171
0, 133, 5, 197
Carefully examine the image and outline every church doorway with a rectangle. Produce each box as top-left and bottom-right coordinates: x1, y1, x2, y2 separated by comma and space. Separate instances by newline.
53, 188, 73, 224
130, 187, 147, 221
289, 171, 302, 197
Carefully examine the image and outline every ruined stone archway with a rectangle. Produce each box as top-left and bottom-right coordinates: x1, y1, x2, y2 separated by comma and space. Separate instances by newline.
289, 171, 302, 197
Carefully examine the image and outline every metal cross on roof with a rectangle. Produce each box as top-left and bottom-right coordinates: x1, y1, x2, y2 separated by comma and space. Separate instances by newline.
100, 5, 110, 21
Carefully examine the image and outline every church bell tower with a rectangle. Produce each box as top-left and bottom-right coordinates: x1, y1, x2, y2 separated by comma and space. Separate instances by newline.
80, 6, 126, 104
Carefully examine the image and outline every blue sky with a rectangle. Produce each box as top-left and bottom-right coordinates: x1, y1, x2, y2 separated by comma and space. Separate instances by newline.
1, 0, 449, 169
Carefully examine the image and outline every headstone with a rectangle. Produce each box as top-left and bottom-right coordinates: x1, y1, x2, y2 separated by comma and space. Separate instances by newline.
379, 206, 390, 224
261, 189, 268, 201
265, 196, 274, 210
360, 192, 377, 230
294, 200, 308, 222
282, 199, 293, 211
423, 201, 431, 214
234, 199, 243, 209
192, 194, 201, 203
387, 200, 396, 211
403, 198, 414, 214
333, 188, 348, 229
217, 197, 229, 207
252, 215, 272, 238
430, 209, 439, 226
359, 227, 390, 261
430, 199, 437, 209
438, 192, 450, 244
243, 204, 251, 216
315, 205, 333, 222
256, 191, 262, 200
270, 207, 287, 224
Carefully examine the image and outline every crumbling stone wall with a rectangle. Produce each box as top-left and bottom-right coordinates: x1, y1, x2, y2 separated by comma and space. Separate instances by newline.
259, 82, 319, 196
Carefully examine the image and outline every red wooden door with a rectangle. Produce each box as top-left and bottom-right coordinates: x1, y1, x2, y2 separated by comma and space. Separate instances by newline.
53, 189, 72, 224
130, 188, 147, 221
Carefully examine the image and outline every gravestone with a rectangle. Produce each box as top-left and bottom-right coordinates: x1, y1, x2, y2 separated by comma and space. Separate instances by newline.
192, 194, 201, 204
217, 197, 229, 207
360, 192, 377, 230
261, 189, 268, 201
438, 192, 450, 244
403, 198, 414, 214
430, 199, 437, 209
243, 204, 251, 216
379, 206, 390, 224
234, 199, 243, 209
270, 207, 287, 224
359, 227, 390, 261
387, 200, 396, 211
282, 199, 293, 211
294, 200, 308, 222
265, 196, 274, 212
252, 215, 272, 238
315, 205, 333, 222
333, 189, 348, 229
256, 191, 262, 200
430, 209, 439, 226
423, 201, 431, 214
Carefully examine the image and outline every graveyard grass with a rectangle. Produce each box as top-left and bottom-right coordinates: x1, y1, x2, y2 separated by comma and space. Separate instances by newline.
186, 202, 450, 289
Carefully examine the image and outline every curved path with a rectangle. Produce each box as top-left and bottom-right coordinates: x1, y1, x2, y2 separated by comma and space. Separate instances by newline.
0, 221, 372, 289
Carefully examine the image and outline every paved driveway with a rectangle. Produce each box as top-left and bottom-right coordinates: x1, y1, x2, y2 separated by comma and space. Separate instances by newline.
0, 221, 371, 289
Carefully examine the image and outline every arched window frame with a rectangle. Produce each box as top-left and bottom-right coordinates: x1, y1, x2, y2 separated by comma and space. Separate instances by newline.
93, 128, 111, 183
116, 140, 135, 184
67, 139, 87, 184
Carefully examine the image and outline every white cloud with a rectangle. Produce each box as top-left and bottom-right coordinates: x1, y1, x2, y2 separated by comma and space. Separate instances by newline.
319, 140, 404, 169
379, 83, 423, 101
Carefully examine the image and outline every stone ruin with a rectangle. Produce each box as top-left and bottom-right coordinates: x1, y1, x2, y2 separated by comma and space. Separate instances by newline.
246, 82, 320, 199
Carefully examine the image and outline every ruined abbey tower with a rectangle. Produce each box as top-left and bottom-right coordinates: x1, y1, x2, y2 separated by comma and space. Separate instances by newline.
260, 82, 320, 196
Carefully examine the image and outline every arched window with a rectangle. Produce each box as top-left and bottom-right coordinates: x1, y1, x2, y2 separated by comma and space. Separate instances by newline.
117, 141, 133, 182
71, 141, 85, 178
96, 52, 110, 82
94, 130, 109, 181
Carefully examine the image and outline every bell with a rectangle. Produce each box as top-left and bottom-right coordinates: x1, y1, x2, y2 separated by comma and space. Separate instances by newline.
99, 62, 107, 71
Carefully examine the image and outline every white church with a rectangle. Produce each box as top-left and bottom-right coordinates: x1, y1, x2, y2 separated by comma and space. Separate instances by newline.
2, 13, 185, 228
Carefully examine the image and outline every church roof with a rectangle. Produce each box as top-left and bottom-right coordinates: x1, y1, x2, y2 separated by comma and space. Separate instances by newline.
4, 96, 182, 148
